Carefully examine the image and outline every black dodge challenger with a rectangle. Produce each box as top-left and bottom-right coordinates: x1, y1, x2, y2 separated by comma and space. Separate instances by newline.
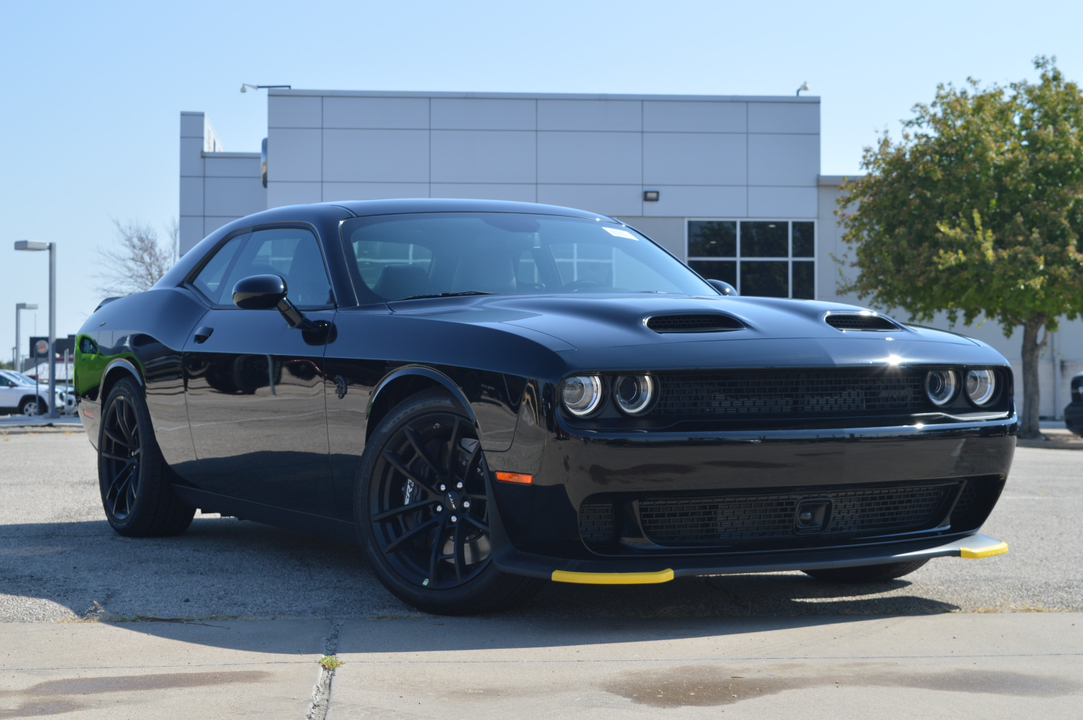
74, 199, 1015, 614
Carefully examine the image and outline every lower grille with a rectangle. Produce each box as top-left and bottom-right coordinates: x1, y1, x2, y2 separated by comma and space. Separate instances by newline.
577, 476, 1005, 551
638, 482, 956, 545
579, 501, 617, 544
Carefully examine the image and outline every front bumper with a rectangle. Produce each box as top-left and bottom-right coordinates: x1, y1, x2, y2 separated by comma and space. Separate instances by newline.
486, 414, 1016, 579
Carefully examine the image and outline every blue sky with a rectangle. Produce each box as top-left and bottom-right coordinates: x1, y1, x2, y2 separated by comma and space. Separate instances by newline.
2, 0, 1082, 362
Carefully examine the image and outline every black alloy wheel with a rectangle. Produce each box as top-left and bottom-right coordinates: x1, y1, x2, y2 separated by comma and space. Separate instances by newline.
357, 391, 542, 614
99, 377, 195, 537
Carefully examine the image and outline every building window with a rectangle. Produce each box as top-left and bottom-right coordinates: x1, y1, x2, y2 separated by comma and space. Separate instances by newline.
687, 220, 815, 299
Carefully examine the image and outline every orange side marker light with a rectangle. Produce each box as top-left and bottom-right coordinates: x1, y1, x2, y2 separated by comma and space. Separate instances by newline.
496, 472, 533, 485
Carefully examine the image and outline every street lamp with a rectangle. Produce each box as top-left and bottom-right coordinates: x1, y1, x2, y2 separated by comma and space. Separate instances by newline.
14, 240, 57, 419
14, 302, 38, 371
240, 83, 291, 92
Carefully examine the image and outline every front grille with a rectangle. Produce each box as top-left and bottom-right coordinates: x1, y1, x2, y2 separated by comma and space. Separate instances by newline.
652, 369, 926, 418
646, 314, 744, 333
825, 313, 901, 331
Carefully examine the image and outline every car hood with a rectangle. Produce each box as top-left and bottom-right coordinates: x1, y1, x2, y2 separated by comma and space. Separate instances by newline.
386, 294, 1007, 371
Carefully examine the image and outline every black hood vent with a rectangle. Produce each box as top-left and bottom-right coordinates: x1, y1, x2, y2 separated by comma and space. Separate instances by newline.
646, 314, 745, 334
825, 313, 901, 332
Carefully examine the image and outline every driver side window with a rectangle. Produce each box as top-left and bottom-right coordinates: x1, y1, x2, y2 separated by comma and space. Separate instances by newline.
220, 227, 334, 309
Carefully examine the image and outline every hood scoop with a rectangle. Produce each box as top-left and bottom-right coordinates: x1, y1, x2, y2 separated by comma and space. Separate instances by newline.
825, 313, 901, 332
646, 314, 745, 334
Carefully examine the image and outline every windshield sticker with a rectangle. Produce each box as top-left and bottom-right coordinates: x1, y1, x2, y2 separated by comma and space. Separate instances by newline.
604, 227, 637, 240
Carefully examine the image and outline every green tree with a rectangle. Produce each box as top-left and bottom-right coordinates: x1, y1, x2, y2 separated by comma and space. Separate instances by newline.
838, 57, 1083, 439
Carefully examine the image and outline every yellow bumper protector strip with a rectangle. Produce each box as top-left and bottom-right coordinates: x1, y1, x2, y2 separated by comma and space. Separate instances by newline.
960, 541, 1009, 559
551, 569, 675, 585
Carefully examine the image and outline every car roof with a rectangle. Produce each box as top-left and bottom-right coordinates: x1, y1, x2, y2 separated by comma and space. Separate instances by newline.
327, 198, 613, 221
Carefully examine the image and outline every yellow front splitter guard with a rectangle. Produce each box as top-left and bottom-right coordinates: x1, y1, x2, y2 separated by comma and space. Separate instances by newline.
551, 569, 675, 585
960, 541, 1009, 559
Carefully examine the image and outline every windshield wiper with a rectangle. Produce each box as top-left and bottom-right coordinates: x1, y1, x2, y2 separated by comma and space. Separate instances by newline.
398, 291, 494, 301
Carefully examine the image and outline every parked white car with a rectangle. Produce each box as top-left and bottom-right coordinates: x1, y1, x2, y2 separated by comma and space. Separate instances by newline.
0, 370, 76, 416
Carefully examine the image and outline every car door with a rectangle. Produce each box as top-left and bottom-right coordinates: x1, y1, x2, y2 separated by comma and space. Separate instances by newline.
0, 374, 18, 411
182, 226, 337, 517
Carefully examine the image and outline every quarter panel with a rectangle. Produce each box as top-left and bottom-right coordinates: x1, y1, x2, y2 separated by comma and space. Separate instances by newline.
75, 288, 209, 478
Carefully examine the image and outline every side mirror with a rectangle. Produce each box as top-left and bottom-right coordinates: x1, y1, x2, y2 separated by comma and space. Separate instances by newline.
233, 274, 287, 310
708, 279, 738, 296
232, 273, 330, 338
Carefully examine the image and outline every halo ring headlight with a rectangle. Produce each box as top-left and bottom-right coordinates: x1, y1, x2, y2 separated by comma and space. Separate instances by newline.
561, 375, 604, 417
925, 370, 959, 407
614, 375, 656, 416
965, 369, 997, 406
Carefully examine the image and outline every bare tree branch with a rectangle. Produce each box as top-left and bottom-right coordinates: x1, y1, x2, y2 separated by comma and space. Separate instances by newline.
95, 218, 177, 297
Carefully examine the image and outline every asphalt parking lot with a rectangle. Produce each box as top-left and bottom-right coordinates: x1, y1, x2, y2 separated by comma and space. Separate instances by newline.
1, 427, 1081, 718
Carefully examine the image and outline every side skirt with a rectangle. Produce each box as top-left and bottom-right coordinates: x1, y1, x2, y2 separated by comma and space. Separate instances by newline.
172, 486, 358, 546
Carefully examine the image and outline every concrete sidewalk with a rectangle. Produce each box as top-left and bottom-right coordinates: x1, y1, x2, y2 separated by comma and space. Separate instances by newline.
0, 414, 82, 431
2, 613, 1080, 719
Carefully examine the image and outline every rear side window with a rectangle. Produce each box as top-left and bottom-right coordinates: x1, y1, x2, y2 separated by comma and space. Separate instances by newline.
191, 233, 246, 303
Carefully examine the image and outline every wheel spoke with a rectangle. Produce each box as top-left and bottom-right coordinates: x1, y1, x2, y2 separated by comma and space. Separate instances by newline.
381, 516, 439, 556
452, 522, 466, 583
427, 519, 447, 585
404, 426, 447, 481
371, 498, 436, 523
109, 464, 135, 515
117, 400, 136, 448
381, 450, 438, 496
460, 513, 489, 534
103, 425, 128, 450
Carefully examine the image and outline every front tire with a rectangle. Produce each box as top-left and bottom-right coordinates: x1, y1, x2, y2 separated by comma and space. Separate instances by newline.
19, 397, 44, 416
356, 391, 542, 615
98, 377, 195, 537
803, 559, 929, 583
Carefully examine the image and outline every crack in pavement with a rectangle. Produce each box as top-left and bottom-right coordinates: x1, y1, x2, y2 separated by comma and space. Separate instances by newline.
306, 617, 343, 720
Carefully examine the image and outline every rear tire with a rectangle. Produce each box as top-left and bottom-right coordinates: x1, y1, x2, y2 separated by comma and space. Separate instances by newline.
356, 390, 543, 615
803, 559, 929, 583
98, 377, 195, 537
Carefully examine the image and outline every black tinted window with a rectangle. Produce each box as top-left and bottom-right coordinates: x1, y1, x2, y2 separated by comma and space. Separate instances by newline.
191, 233, 246, 303
220, 227, 333, 308
342, 213, 713, 301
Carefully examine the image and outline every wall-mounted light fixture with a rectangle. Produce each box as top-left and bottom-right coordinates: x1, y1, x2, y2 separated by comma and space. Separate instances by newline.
643, 190, 660, 202
796, 81, 810, 96
241, 83, 292, 93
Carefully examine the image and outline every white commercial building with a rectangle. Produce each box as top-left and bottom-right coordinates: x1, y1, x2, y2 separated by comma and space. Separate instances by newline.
179, 89, 1083, 418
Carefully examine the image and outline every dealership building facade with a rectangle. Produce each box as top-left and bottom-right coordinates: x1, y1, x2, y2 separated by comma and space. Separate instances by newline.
179, 89, 1083, 418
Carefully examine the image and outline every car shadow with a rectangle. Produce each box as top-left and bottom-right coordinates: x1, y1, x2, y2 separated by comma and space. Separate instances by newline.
2, 515, 959, 655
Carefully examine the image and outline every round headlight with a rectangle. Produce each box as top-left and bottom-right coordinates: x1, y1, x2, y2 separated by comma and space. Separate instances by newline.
925, 370, 959, 406
561, 375, 603, 417
965, 369, 997, 406
613, 375, 656, 415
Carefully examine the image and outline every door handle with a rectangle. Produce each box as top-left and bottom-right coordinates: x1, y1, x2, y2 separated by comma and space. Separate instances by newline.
193, 326, 214, 344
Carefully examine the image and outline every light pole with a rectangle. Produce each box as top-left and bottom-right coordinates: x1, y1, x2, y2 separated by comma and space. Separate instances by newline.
14, 302, 38, 372
14, 240, 57, 419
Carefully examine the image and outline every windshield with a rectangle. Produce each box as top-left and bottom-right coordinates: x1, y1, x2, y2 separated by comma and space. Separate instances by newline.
2, 372, 36, 386
340, 213, 715, 302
